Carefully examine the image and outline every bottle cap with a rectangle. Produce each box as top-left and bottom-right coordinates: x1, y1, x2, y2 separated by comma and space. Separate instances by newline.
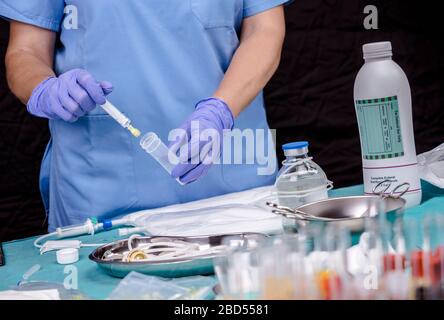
56, 248, 79, 265
282, 141, 309, 157
363, 41, 392, 60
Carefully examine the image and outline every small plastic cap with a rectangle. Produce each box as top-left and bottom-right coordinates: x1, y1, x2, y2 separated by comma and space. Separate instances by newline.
282, 141, 309, 156
363, 41, 392, 60
56, 248, 79, 265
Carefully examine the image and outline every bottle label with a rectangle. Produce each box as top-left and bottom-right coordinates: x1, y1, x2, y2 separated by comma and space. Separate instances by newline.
355, 96, 404, 160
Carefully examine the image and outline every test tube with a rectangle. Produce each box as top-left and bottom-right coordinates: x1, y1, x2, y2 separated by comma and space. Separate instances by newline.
352, 219, 386, 300
423, 215, 444, 299
382, 220, 409, 300
322, 225, 352, 300
140, 132, 184, 185
258, 235, 300, 300
404, 217, 431, 300
214, 236, 262, 300
303, 224, 340, 300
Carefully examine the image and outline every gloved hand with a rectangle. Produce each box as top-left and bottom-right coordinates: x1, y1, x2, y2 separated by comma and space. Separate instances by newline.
169, 98, 234, 184
27, 69, 113, 122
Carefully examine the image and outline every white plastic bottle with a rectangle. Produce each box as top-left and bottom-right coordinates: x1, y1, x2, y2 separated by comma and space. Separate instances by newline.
354, 41, 422, 207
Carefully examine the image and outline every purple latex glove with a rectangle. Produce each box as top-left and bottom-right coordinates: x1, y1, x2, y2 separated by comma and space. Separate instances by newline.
169, 98, 234, 184
27, 69, 113, 122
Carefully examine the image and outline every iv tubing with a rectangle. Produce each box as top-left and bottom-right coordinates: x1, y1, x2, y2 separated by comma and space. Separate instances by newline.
33, 217, 133, 249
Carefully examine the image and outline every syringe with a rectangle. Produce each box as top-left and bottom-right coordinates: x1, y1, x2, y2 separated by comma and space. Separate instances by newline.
100, 101, 184, 185
100, 100, 141, 138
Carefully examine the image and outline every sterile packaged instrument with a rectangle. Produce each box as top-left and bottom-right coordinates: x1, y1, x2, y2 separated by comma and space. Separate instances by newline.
275, 141, 332, 209
122, 204, 283, 237
418, 142, 444, 189
354, 41, 422, 207
33, 186, 281, 252
117, 186, 282, 237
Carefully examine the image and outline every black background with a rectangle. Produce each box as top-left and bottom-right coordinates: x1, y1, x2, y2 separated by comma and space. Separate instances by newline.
1, 0, 443, 241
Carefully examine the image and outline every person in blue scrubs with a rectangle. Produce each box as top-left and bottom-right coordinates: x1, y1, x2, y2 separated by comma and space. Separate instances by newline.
1, 0, 290, 231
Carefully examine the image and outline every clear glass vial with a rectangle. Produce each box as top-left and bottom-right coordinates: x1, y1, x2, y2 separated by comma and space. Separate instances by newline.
275, 141, 332, 209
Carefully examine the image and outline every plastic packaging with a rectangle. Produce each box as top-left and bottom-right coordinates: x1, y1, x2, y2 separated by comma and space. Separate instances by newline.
114, 186, 282, 237
108, 272, 189, 300
275, 141, 332, 209
354, 41, 422, 208
14, 282, 88, 300
107, 272, 214, 300
129, 204, 283, 237
418, 142, 444, 188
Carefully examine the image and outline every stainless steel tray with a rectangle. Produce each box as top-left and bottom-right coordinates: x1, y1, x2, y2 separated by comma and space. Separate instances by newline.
282, 195, 406, 233
89, 233, 266, 278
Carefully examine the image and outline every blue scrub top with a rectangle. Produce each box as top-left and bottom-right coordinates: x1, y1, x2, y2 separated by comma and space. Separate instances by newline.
0, 0, 290, 231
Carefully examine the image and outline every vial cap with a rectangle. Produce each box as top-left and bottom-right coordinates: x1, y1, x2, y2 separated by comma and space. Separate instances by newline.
282, 141, 309, 156
363, 41, 393, 60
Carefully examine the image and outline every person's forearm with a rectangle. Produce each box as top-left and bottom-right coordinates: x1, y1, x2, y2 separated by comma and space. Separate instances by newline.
6, 50, 55, 104
5, 22, 56, 104
214, 8, 285, 117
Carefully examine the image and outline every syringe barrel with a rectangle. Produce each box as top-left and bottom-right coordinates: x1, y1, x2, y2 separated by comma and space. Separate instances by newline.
100, 100, 130, 128
140, 132, 178, 174
56, 223, 93, 238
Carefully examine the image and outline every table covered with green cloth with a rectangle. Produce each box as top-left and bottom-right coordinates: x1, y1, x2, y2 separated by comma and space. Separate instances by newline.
1, 183, 443, 300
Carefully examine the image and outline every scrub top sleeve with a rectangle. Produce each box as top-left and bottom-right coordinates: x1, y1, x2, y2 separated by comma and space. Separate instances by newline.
0, 0, 65, 32
243, 0, 293, 18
